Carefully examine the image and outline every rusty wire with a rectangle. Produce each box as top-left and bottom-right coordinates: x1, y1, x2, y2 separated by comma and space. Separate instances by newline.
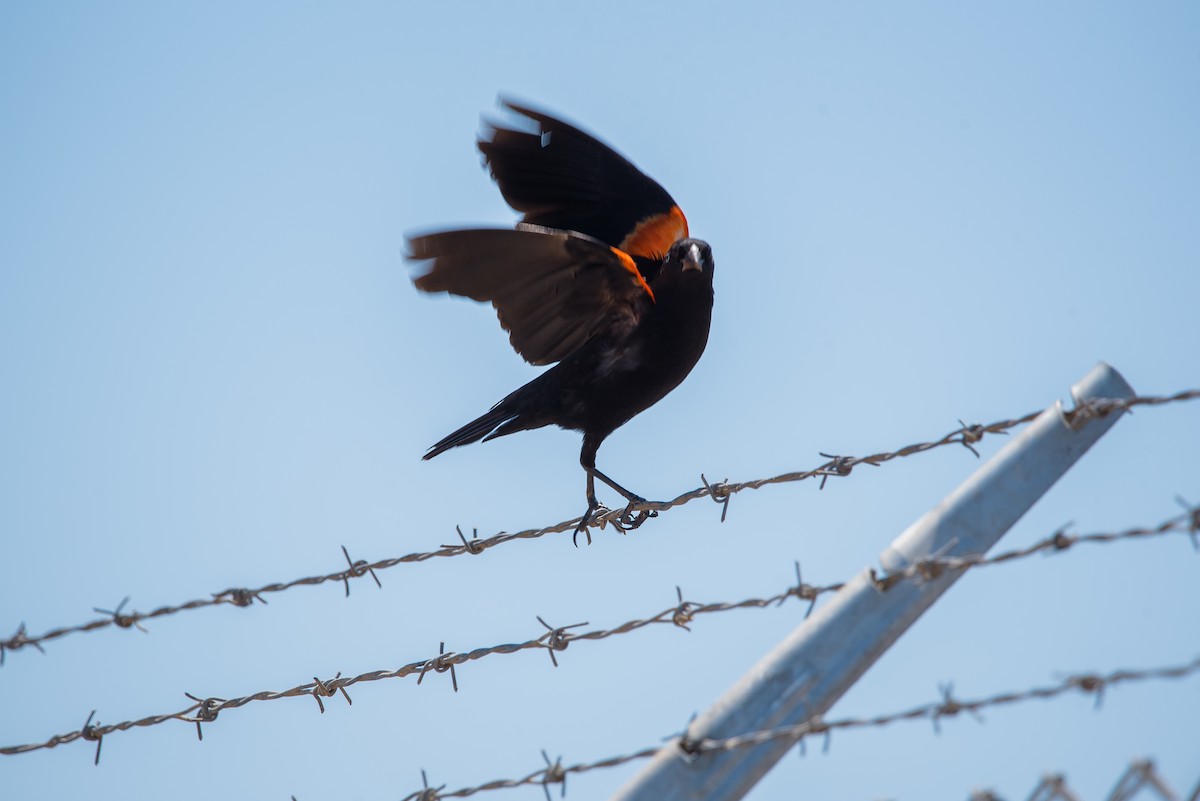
1104, 759, 1192, 801
390, 657, 1200, 801
966, 758, 1195, 801
3, 389, 1196, 665
2, 503, 1195, 760
874, 496, 1200, 590
677, 657, 1200, 756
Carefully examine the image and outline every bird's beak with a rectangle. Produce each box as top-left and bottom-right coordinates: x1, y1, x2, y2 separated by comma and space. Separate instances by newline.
682, 242, 703, 272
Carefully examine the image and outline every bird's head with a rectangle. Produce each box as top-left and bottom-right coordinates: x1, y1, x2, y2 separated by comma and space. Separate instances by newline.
661, 238, 715, 282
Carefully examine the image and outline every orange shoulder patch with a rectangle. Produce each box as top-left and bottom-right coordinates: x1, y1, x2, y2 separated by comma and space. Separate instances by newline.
610, 246, 655, 303
619, 206, 689, 260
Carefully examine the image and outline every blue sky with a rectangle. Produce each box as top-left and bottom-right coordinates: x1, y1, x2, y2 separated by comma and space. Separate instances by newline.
2, 3, 1198, 799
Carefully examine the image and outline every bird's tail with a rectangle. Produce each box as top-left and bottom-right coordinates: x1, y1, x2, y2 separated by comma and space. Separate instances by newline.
423, 405, 516, 461
423, 378, 554, 462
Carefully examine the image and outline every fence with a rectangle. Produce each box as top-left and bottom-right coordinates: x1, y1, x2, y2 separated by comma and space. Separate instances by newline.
3, 378, 1198, 800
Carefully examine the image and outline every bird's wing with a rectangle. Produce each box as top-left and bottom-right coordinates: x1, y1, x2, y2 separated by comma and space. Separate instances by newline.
479, 99, 689, 260
408, 227, 654, 366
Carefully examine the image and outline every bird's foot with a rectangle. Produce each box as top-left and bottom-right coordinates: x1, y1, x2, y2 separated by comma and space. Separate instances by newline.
612, 496, 657, 532
573, 495, 658, 544
573, 502, 610, 547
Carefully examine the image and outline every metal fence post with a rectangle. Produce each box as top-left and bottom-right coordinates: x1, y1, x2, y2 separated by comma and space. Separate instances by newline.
609, 362, 1136, 801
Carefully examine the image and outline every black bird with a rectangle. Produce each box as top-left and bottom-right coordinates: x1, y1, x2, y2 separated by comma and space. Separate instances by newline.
408, 100, 715, 541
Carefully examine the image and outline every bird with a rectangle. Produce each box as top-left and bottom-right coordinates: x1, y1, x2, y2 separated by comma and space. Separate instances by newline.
407, 99, 715, 543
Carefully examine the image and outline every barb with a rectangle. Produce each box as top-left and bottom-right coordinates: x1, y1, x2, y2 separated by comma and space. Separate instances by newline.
396, 657, 1200, 801
3, 390, 1194, 664
3, 504, 1193, 759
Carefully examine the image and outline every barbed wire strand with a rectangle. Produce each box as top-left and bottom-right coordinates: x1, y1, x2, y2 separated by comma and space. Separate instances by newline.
1105, 759, 1185, 801
875, 497, 1200, 590
390, 656, 1200, 801
971, 759, 1194, 801
3, 390, 1196, 664
2, 503, 1195, 760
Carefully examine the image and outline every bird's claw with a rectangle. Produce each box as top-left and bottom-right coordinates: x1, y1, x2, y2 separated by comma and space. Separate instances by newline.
573, 503, 612, 547
573, 498, 657, 544
612, 498, 656, 532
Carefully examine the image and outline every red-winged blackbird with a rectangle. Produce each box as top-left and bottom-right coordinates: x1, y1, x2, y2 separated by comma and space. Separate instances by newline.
408, 100, 715, 542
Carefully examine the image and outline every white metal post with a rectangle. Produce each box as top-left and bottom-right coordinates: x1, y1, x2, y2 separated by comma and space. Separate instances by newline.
610, 362, 1136, 801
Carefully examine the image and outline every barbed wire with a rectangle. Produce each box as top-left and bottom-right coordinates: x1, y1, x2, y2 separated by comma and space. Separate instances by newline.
875, 495, 1200, 590
3, 390, 1196, 665
3, 502, 1195, 761
962, 758, 1195, 801
680, 658, 1200, 755
392, 656, 1200, 801
1103, 759, 1196, 801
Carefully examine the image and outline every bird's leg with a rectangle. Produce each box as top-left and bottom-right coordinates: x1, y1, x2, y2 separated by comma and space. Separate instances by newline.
590, 468, 644, 504
574, 433, 611, 546
576, 433, 659, 540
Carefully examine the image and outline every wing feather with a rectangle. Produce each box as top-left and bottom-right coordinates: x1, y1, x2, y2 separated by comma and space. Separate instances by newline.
479, 99, 689, 258
408, 228, 653, 365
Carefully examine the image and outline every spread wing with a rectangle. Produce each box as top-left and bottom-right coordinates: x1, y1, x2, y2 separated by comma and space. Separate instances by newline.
479, 99, 689, 262
408, 227, 654, 366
